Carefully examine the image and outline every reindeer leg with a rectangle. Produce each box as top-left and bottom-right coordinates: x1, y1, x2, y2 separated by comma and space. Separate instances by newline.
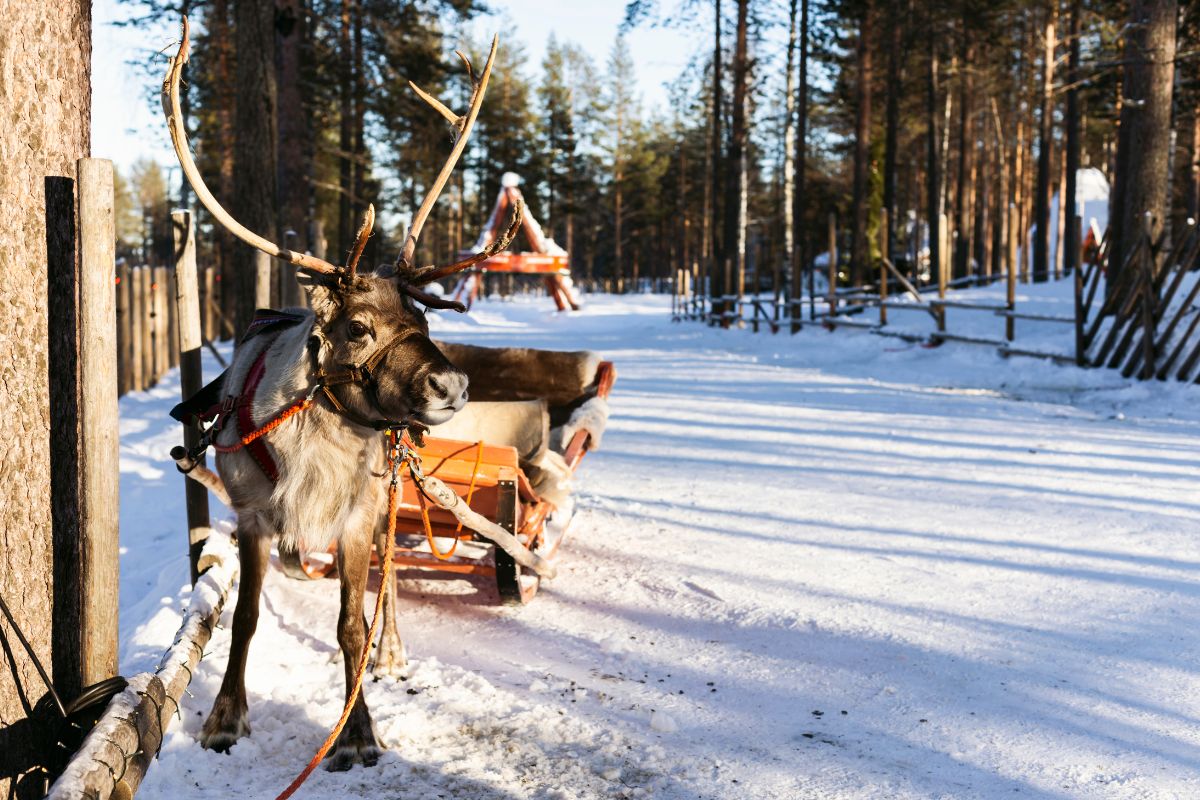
327, 528, 383, 771
201, 521, 271, 752
372, 527, 407, 679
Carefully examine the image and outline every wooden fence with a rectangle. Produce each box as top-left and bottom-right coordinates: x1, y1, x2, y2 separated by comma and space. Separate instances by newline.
1078, 221, 1200, 380
674, 213, 1200, 380
115, 260, 231, 396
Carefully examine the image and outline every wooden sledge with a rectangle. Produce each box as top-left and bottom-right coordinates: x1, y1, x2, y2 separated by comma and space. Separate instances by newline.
452, 172, 581, 312
279, 358, 615, 605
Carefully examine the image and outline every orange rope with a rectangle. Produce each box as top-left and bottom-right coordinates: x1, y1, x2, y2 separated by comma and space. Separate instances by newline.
274, 440, 398, 800
213, 398, 313, 453
418, 440, 483, 561
456, 442, 485, 534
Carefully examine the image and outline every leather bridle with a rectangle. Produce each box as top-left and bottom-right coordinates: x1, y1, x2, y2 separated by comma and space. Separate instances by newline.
308, 327, 425, 431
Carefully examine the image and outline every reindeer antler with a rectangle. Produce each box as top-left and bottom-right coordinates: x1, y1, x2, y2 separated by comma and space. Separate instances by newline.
163, 18, 372, 280
345, 204, 375, 280
396, 36, 500, 275
415, 201, 524, 285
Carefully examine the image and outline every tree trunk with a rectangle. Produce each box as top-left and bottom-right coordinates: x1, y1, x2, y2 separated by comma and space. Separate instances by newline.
1189, 109, 1200, 223
850, 3, 874, 286
724, 0, 750, 313
954, 31, 975, 279
783, 0, 797, 294
614, 97, 624, 293
927, 15, 940, 286
338, 0, 352, 259
276, 0, 309, 305
793, 0, 810, 327
1033, 1, 1057, 282
882, 0, 903, 256
1110, 0, 1177, 282
352, 0, 366, 260
210, 0, 238, 333
710, 0, 723, 304
233, 0, 277, 333
0, 1, 91, 796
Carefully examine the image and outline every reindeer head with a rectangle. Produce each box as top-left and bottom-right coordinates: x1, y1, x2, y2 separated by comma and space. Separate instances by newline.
162, 20, 521, 429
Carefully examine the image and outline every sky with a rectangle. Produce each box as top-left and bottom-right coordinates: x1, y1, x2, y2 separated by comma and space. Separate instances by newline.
91, 0, 698, 183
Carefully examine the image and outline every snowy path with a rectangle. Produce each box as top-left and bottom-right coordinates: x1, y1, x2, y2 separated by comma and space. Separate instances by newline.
119, 291, 1200, 799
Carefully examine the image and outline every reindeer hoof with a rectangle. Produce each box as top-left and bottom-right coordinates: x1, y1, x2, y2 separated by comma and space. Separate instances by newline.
200, 699, 250, 752
372, 639, 408, 680
325, 735, 383, 771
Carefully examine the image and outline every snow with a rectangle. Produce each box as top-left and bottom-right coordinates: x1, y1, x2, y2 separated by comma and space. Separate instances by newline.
117, 283, 1200, 798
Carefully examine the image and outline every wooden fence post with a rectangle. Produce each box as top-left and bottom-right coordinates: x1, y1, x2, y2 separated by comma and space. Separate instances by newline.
140, 267, 154, 387
1007, 206, 1018, 342
254, 250, 272, 313
116, 262, 130, 396
75, 158, 121, 689
1140, 214, 1156, 379
172, 211, 213, 583
827, 213, 837, 316
153, 266, 168, 381
166, 267, 179, 370
879, 208, 889, 326
130, 267, 145, 391
1074, 216, 1085, 365
938, 212, 949, 299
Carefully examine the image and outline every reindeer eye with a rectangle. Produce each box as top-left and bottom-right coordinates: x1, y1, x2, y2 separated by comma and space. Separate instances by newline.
347, 320, 370, 339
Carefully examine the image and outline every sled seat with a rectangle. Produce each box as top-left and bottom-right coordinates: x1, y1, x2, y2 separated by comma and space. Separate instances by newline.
280, 344, 614, 605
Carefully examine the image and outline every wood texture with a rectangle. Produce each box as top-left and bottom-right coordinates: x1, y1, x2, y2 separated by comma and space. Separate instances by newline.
172, 211, 213, 584
46, 539, 238, 800
130, 267, 146, 391
0, 1, 91, 793
233, 0, 278, 333
116, 262, 131, 395
75, 158, 120, 691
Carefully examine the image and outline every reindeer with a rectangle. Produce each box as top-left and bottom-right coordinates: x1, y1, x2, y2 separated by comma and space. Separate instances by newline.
162, 21, 520, 770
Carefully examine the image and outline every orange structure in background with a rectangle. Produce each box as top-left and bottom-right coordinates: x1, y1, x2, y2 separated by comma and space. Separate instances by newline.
453, 172, 581, 311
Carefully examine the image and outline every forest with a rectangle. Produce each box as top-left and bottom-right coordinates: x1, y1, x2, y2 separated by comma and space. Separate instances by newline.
112, 0, 1197, 332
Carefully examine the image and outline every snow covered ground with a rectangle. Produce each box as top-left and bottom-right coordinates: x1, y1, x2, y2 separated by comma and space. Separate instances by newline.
118, 283, 1200, 799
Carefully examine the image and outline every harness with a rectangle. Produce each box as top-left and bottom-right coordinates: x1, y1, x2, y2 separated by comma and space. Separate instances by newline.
171, 309, 424, 484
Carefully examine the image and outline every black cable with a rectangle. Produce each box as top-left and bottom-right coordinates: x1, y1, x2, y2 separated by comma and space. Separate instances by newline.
0, 590, 66, 717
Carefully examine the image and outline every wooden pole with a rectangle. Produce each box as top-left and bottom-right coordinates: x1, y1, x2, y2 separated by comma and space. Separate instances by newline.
166, 267, 179, 369
938, 212, 949, 298
130, 267, 145, 390
879, 208, 889, 325
1074, 215, 1085, 364
204, 266, 217, 341
140, 267, 154, 387
827, 212, 837, 314
172, 211, 213, 583
254, 250, 272, 314
722, 258, 732, 328
153, 266, 169, 382
116, 262, 130, 396
75, 158, 121, 689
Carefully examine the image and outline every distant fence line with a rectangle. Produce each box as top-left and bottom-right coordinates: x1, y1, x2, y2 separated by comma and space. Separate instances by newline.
671, 211, 1200, 381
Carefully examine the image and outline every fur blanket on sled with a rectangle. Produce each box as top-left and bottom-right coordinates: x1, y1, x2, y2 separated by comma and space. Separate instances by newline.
430, 341, 609, 506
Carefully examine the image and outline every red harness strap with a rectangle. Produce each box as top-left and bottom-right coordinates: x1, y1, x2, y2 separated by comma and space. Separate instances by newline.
237, 350, 281, 483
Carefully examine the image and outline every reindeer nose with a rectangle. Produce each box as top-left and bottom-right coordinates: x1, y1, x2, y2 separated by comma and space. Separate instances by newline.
426, 369, 468, 409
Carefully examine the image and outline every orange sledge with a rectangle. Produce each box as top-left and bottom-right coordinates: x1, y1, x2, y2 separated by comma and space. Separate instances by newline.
279, 348, 614, 604
452, 172, 581, 312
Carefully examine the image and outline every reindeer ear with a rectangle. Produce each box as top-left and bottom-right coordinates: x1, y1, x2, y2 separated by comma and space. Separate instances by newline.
297, 271, 342, 323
